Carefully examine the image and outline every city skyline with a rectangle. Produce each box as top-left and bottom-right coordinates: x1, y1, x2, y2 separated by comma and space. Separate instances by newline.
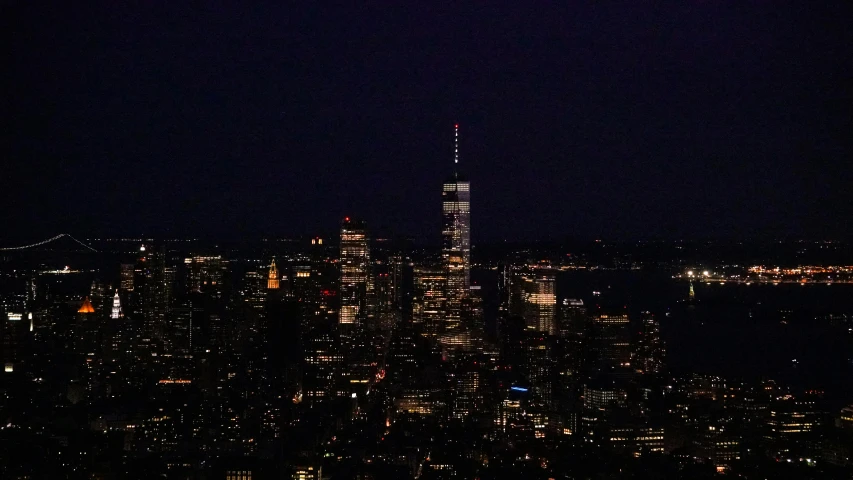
2, 162, 852, 479
4, 3, 853, 479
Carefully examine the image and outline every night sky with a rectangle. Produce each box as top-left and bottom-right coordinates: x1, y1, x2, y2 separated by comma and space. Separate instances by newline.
4, 3, 851, 243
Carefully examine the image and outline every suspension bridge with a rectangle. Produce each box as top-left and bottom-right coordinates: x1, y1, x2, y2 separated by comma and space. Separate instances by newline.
0, 234, 99, 252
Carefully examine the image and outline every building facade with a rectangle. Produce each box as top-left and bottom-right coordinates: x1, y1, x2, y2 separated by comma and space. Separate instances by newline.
442, 125, 471, 324
339, 218, 370, 326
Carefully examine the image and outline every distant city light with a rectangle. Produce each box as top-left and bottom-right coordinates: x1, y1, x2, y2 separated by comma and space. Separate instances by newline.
1, 10, 847, 474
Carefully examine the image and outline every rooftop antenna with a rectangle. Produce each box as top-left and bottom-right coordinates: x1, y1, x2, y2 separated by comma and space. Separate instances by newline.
454, 123, 459, 165
453, 123, 460, 179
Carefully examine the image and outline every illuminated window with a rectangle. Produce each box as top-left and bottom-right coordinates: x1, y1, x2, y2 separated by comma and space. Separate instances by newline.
225, 470, 252, 480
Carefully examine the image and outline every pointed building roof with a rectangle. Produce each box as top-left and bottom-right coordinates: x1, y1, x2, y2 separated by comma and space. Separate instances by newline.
268, 258, 280, 290
111, 290, 123, 319
78, 296, 95, 314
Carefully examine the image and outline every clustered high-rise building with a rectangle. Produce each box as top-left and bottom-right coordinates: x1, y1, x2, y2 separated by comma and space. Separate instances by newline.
511, 273, 557, 335
441, 124, 471, 329
339, 218, 369, 326
0, 125, 845, 479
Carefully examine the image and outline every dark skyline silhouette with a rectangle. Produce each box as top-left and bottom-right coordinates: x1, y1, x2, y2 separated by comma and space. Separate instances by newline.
4, 3, 851, 242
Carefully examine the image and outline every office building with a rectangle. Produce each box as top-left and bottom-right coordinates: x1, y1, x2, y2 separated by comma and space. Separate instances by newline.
302, 326, 342, 405
442, 124, 471, 318
140, 246, 171, 359
583, 381, 627, 411
120, 263, 135, 291
267, 258, 280, 290
243, 270, 267, 311
695, 423, 741, 473
339, 218, 370, 326
412, 262, 448, 336
558, 298, 585, 338
1, 311, 28, 375
590, 313, 632, 369
186, 255, 227, 295
840, 405, 853, 430
110, 290, 123, 319
766, 399, 821, 441
511, 274, 557, 335
636, 311, 665, 374
292, 465, 321, 480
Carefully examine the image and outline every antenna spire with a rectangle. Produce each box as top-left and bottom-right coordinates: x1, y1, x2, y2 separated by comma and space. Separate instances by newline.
454, 123, 459, 165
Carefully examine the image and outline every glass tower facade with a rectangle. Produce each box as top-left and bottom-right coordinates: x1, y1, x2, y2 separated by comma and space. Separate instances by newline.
441, 124, 471, 330
515, 275, 557, 335
339, 218, 369, 325
442, 176, 470, 310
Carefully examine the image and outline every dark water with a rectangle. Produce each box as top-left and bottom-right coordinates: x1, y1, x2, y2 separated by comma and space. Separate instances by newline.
474, 269, 853, 406
663, 281, 853, 407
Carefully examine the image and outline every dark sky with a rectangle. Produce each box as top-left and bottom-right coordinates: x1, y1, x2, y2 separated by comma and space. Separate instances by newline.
4, 3, 851, 243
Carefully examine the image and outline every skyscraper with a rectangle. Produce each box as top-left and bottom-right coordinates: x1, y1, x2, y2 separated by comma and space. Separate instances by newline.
105, 291, 127, 367
2, 311, 28, 375
636, 311, 665, 374
110, 290, 123, 319
186, 255, 227, 296
339, 218, 370, 326
303, 324, 342, 405
442, 124, 471, 312
140, 246, 170, 361
120, 263, 135, 291
243, 270, 267, 311
590, 313, 632, 370
267, 259, 280, 290
511, 274, 557, 335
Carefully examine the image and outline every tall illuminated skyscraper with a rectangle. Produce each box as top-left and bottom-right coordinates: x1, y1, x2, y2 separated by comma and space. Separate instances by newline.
267, 258, 280, 290
512, 274, 557, 335
442, 124, 471, 314
110, 290, 123, 319
339, 218, 370, 325
106, 291, 127, 365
